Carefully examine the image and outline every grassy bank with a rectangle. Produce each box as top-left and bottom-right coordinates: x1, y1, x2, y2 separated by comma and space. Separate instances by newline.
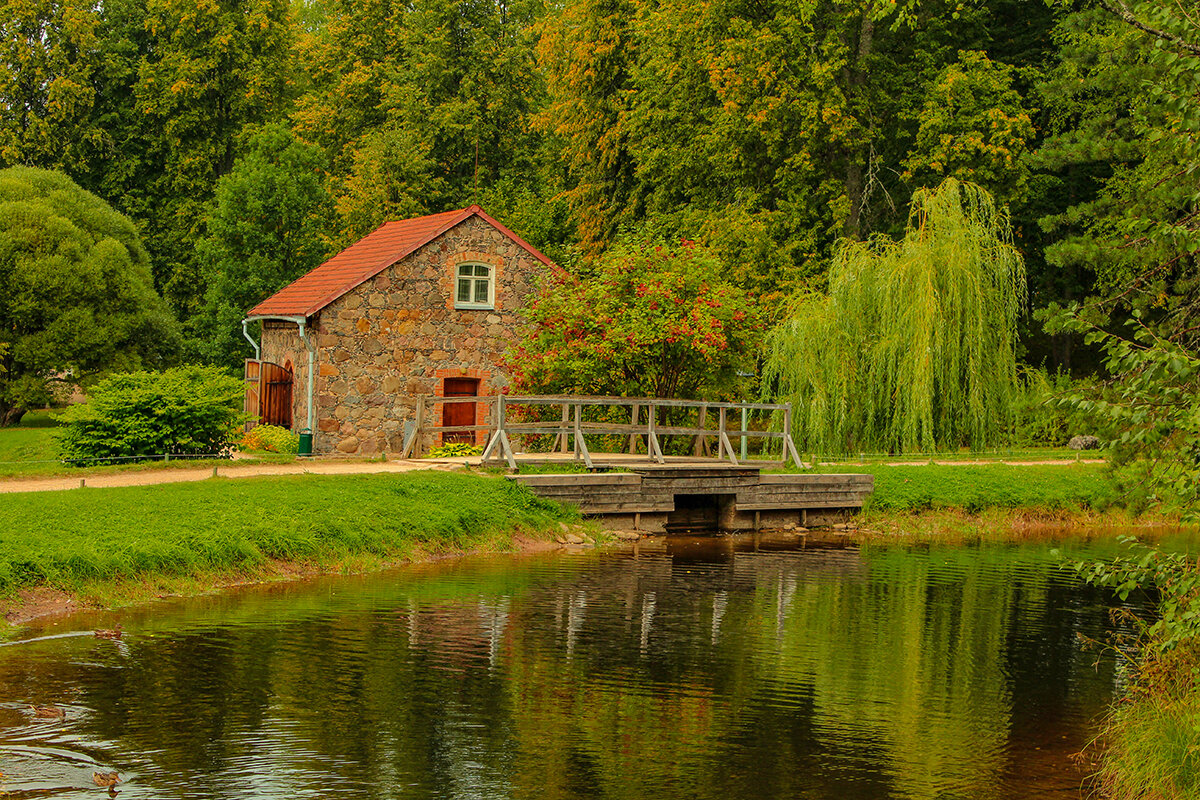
1067, 541, 1200, 799
1098, 647, 1200, 799
815, 462, 1118, 513
0, 471, 575, 607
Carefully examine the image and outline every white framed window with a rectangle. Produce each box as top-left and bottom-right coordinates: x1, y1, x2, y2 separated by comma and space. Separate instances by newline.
455, 263, 494, 309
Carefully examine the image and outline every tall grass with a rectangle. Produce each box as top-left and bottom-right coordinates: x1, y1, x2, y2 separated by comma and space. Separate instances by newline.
1098, 648, 1200, 800
1075, 541, 1200, 798
0, 472, 574, 593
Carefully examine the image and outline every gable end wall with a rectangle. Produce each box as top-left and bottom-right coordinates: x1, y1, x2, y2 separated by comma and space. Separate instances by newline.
260, 216, 548, 455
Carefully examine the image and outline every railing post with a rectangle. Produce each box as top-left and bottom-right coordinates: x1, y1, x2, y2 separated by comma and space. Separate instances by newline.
628, 404, 640, 454
782, 404, 803, 468
783, 404, 791, 464
694, 404, 709, 457
647, 400, 665, 463
558, 402, 570, 453
740, 406, 748, 461
496, 393, 517, 469
415, 395, 426, 457
573, 400, 593, 468
718, 407, 739, 466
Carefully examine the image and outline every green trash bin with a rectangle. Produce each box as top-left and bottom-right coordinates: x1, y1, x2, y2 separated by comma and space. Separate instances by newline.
298, 429, 313, 457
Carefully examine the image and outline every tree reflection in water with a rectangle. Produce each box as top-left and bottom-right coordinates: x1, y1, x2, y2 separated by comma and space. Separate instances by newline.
0, 532, 1154, 800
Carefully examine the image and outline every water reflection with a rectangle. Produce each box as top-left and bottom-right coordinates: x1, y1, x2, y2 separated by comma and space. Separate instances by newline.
0, 532, 1156, 799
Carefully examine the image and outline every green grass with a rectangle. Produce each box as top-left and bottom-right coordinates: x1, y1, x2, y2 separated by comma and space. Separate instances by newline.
804, 446, 1101, 464
0, 410, 62, 475
1090, 644, 1200, 800
0, 471, 576, 595
811, 462, 1118, 513
0, 410, 301, 479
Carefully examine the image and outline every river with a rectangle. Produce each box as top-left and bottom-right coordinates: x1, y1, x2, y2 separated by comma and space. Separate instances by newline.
0, 531, 1164, 799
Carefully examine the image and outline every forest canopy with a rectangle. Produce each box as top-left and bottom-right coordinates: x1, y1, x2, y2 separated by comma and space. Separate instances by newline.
1, 0, 1197, 457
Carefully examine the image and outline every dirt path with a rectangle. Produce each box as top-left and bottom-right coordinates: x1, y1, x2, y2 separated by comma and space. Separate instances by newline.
0, 453, 1105, 494
0, 457, 476, 494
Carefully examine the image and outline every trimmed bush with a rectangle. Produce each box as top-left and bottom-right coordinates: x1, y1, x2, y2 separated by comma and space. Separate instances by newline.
56, 367, 245, 465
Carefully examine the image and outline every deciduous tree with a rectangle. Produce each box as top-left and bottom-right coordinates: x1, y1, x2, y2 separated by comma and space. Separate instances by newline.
0, 167, 178, 425
509, 233, 761, 399
764, 179, 1026, 453
195, 124, 334, 368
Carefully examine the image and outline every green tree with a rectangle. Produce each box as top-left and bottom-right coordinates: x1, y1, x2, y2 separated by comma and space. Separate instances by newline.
0, 0, 101, 169
133, 0, 293, 313
509, 233, 761, 399
0, 167, 178, 425
903, 50, 1035, 206
539, 0, 1018, 294
293, 0, 548, 246
764, 179, 1026, 453
195, 124, 334, 368
1039, 0, 1200, 506
535, 0, 638, 254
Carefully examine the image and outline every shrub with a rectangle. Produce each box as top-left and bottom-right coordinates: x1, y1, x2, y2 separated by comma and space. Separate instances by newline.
426, 442, 483, 458
56, 367, 245, 465
1008, 368, 1098, 448
240, 424, 299, 454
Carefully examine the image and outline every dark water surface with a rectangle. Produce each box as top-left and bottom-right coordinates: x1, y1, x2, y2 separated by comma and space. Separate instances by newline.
0, 532, 1165, 799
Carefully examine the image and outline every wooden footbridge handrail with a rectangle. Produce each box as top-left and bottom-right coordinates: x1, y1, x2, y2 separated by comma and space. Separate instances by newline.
402, 394, 804, 470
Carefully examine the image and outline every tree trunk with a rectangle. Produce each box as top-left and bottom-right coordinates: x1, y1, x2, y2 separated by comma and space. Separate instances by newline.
1, 405, 26, 427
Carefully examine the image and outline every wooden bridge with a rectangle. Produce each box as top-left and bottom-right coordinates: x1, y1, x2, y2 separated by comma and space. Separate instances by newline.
402, 395, 873, 533
402, 394, 804, 469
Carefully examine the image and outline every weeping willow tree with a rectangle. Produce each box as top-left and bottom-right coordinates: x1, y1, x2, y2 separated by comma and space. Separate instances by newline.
763, 179, 1026, 454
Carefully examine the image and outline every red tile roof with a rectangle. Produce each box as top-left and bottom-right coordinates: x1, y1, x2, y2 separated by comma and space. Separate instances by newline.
247, 205, 559, 318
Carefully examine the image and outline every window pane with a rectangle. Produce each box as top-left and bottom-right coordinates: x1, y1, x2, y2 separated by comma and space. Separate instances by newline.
458, 265, 472, 277
474, 279, 488, 304
475, 265, 489, 277
457, 279, 471, 302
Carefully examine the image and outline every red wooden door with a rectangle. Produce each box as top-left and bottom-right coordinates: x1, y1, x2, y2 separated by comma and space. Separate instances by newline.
442, 378, 479, 444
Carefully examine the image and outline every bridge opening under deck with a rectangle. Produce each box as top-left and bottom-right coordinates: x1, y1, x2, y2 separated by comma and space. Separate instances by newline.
665, 494, 734, 534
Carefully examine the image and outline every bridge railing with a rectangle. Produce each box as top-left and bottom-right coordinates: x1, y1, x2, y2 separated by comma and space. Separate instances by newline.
401, 394, 803, 469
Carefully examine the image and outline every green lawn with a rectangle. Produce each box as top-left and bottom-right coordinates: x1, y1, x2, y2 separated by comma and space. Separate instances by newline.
0, 410, 63, 475
0, 471, 574, 593
0, 410, 298, 479
816, 462, 1117, 513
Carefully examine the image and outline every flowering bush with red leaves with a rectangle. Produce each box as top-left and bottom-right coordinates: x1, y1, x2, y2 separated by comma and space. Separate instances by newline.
507, 236, 762, 399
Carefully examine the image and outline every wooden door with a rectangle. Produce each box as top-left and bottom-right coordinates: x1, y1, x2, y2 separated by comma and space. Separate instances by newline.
442, 378, 479, 444
261, 362, 293, 428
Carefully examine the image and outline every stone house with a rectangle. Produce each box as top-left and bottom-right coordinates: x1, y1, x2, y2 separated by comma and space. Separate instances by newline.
242, 206, 560, 455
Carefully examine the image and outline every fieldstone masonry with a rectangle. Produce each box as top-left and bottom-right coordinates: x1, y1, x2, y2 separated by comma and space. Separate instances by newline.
259, 216, 553, 455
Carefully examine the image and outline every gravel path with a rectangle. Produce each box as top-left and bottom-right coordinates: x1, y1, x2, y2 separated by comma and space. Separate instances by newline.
0, 458, 475, 494
0, 454, 1104, 494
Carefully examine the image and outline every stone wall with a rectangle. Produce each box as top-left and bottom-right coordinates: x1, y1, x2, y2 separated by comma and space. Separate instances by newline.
260, 215, 553, 455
